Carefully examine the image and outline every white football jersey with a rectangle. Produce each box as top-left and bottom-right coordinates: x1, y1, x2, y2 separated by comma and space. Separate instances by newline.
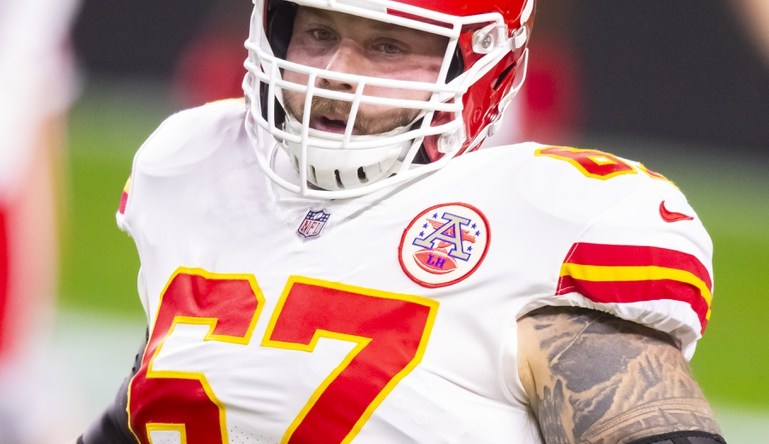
116, 99, 713, 444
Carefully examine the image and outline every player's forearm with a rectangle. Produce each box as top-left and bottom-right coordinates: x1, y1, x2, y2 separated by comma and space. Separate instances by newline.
572, 397, 720, 443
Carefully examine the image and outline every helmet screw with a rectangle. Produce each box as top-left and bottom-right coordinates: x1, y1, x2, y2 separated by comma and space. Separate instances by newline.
438, 130, 462, 154
481, 34, 493, 50
472, 25, 499, 54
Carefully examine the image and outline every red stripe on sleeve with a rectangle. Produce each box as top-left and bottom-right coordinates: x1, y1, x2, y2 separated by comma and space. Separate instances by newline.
557, 276, 710, 331
0, 208, 9, 356
563, 243, 712, 290
118, 178, 131, 215
118, 191, 128, 215
557, 243, 713, 333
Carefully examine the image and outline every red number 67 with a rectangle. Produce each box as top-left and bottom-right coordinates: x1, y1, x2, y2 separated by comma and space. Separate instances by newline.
128, 268, 438, 444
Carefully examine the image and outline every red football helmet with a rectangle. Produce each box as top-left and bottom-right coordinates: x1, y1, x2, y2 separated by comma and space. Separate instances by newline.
244, 0, 535, 198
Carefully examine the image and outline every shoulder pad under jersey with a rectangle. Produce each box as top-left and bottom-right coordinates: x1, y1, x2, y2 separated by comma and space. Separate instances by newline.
519, 145, 713, 360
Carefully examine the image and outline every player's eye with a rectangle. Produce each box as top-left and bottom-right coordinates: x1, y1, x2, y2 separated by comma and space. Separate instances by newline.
309, 28, 335, 42
373, 41, 406, 56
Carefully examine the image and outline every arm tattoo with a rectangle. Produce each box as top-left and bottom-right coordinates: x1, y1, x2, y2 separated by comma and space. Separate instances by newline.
519, 306, 721, 443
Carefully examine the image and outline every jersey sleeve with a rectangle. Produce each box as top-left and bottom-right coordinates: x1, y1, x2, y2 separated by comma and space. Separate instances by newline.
518, 150, 714, 360
563, 184, 710, 359
114, 107, 192, 237
116, 176, 132, 232
115, 99, 245, 234
113, 99, 249, 322
113, 110, 184, 316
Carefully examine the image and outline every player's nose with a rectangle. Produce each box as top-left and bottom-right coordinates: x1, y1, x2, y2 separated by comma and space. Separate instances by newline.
317, 40, 365, 91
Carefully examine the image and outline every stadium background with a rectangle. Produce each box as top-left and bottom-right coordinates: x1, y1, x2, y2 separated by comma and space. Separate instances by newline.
46, 0, 769, 440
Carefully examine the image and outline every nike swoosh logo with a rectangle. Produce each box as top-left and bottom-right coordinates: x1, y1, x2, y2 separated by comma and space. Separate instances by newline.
659, 200, 694, 223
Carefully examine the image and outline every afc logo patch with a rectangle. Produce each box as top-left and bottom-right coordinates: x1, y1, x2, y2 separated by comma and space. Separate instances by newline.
399, 203, 490, 288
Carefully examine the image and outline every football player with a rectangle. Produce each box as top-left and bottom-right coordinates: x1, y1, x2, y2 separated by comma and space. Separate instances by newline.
1, 0, 81, 441
79, 0, 725, 443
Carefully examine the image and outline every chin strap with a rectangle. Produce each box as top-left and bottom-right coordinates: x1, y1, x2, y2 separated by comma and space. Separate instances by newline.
629, 431, 727, 444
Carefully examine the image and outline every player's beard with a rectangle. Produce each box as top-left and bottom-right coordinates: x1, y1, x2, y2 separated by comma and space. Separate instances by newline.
283, 92, 421, 135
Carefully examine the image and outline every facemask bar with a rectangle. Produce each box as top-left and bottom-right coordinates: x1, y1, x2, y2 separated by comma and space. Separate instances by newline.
258, 54, 464, 149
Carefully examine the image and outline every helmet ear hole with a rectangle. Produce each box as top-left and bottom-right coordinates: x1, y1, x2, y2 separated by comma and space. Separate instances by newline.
493, 62, 516, 90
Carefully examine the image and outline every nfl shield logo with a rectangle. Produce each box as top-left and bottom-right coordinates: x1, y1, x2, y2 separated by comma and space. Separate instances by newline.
297, 209, 331, 239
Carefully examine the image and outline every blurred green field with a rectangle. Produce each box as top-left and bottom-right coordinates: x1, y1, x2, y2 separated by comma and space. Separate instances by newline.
59, 85, 769, 415
59, 84, 172, 320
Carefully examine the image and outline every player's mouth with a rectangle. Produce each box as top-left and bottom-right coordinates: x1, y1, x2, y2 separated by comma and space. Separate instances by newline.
311, 115, 352, 134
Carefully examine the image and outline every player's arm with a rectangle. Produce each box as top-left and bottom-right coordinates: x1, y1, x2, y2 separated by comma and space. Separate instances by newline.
78, 332, 147, 444
517, 306, 725, 443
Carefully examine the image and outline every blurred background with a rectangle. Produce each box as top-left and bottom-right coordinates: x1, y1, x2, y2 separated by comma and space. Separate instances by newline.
1, 0, 767, 442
